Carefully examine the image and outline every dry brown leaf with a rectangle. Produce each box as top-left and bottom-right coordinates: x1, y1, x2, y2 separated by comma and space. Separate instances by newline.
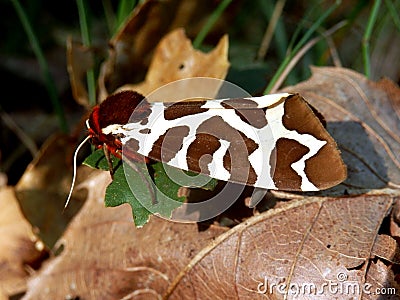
163, 193, 394, 299
98, 0, 177, 99
67, 0, 233, 103
0, 187, 47, 298
15, 134, 86, 246
119, 28, 229, 96
371, 234, 400, 264
23, 171, 227, 299
66, 37, 94, 108
98, 0, 227, 100
390, 198, 400, 237
364, 260, 400, 300
283, 67, 400, 194
23, 168, 397, 299
67, 0, 234, 104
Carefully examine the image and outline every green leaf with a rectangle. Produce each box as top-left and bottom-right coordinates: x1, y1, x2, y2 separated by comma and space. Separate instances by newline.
156, 164, 218, 191
105, 161, 154, 227
82, 150, 218, 227
83, 148, 120, 171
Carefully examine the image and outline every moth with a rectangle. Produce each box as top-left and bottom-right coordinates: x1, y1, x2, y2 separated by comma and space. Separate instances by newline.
66, 90, 346, 207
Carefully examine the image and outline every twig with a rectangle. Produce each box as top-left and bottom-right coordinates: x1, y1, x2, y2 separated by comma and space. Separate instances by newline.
257, 0, 286, 60
0, 106, 38, 157
264, 0, 342, 94
270, 21, 347, 93
326, 36, 342, 67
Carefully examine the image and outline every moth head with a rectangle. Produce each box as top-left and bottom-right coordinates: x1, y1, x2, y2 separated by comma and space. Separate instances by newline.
87, 91, 150, 148
65, 91, 147, 210
89, 91, 148, 127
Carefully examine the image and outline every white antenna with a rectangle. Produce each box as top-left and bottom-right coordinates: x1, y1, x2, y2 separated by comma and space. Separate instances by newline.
64, 135, 90, 210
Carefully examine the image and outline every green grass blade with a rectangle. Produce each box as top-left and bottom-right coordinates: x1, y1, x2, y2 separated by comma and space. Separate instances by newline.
264, 0, 341, 94
11, 0, 68, 132
362, 0, 381, 78
116, 0, 137, 32
193, 0, 232, 49
76, 0, 96, 105
291, 0, 342, 55
102, 0, 117, 35
385, 0, 400, 33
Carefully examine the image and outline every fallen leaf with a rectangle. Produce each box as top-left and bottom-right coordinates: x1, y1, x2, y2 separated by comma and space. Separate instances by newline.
0, 172, 7, 188
390, 197, 400, 237
163, 193, 395, 299
371, 234, 400, 264
0, 187, 47, 299
283, 67, 400, 195
364, 260, 400, 299
118, 28, 229, 96
15, 134, 86, 246
23, 171, 227, 299
97, 0, 232, 100
22, 170, 398, 299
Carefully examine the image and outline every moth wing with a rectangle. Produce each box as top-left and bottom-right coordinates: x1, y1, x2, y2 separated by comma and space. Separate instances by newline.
127, 94, 346, 191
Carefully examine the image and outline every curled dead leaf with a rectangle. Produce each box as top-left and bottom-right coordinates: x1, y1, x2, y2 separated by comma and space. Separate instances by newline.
15, 134, 86, 246
118, 28, 229, 96
97, 0, 232, 100
283, 67, 400, 195
0, 187, 47, 298
365, 260, 400, 300
98, 0, 175, 99
371, 234, 400, 264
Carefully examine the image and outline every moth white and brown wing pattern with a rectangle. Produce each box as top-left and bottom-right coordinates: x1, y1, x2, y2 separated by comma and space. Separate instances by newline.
93, 91, 347, 191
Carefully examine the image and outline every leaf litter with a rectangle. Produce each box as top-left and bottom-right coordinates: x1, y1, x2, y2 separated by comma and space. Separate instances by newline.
24, 68, 400, 300
7, 1, 400, 299
0, 187, 47, 299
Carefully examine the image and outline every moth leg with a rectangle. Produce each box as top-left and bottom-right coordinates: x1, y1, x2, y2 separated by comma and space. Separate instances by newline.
103, 144, 114, 179
248, 187, 268, 208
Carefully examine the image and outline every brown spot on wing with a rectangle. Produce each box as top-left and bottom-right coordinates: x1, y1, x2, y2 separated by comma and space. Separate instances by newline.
187, 133, 221, 175
305, 143, 347, 189
164, 101, 208, 120
192, 116, 258, 184
271, 138, 309, 190
282, 94, 347, 188
148, 126, 190, 162
221, 98, 258, 108
282, 94, 326, 137
123, 138, 148, 163
139, 128, 151, 134
221, 99, 268, 129
222, 131, 258, 185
